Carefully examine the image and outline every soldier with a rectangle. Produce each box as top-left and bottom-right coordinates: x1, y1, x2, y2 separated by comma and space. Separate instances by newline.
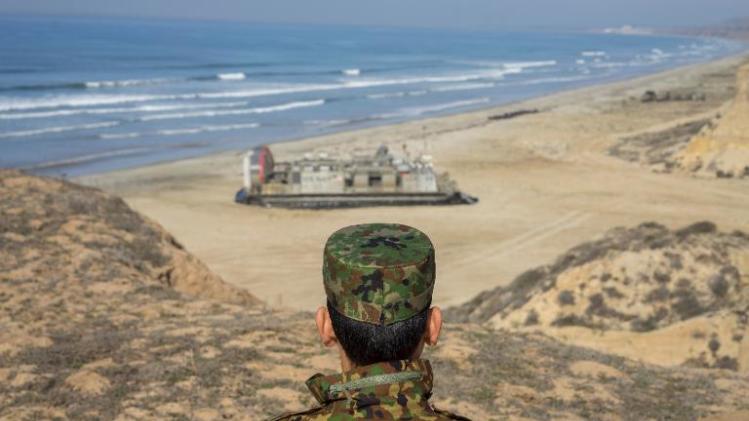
271, 223, 469, 420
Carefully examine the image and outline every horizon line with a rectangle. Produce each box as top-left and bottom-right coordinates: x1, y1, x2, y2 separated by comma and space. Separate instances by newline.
0, 11, 693, 33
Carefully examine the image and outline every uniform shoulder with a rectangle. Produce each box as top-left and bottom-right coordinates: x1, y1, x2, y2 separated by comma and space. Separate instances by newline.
268, 405, 328, 421
432, 406, 473, 421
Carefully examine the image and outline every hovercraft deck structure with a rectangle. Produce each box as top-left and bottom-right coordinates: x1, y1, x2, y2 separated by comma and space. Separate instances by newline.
235, 145, 477, 209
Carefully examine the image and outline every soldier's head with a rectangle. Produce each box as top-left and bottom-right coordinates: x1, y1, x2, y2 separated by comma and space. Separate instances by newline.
315, 223, 443, 369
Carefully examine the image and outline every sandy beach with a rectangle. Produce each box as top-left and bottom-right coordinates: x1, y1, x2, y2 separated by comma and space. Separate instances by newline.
80, 53, 749, 313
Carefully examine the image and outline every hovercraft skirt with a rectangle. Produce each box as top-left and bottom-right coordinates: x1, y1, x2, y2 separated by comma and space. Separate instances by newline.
235, 190, 477, 209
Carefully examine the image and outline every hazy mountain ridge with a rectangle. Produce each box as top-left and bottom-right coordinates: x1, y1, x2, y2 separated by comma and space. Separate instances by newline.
667, 17, 749, 40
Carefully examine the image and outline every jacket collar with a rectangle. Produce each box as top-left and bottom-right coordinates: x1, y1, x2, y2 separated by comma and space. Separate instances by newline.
305, 359, 434, 408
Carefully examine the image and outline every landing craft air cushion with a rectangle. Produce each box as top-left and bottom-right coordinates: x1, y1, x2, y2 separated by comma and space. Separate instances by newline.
235, 145, 478, 209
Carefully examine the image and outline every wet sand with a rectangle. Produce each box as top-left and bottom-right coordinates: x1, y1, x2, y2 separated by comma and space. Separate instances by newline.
80, 54, 749, 312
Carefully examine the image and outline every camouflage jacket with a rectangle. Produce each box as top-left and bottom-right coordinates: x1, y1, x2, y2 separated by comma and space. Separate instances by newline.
270, 359, 469, 420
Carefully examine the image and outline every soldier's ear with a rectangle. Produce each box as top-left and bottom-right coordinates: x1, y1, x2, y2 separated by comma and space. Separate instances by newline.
315, 306, 338, 347
425, 307, 443, 347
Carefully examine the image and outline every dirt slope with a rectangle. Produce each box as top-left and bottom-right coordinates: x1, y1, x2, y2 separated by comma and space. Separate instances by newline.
675, 64, 749, 178
610, 63, 749, 178
447, 221, 749, 371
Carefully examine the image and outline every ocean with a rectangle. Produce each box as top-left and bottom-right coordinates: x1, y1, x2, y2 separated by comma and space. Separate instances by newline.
0, 15, 743, 176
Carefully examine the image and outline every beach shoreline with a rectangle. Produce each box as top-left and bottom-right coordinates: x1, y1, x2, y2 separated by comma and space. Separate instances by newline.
79, 52, 749, 312
64, 47, 746, 179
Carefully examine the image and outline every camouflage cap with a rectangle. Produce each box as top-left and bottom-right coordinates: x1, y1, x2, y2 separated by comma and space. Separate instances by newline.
323, 223, 435, 326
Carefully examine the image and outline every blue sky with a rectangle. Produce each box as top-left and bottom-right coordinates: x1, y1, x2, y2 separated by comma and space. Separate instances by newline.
0, 0, 746, 29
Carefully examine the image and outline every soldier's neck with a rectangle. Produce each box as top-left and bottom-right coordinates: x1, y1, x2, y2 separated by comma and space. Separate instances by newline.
337, 343, 425, 372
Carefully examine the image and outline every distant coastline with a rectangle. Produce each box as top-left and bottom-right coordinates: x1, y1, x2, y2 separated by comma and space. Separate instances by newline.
664, 17, 749, 42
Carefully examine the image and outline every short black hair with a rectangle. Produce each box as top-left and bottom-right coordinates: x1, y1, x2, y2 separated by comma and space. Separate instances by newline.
328, 300, 430, 366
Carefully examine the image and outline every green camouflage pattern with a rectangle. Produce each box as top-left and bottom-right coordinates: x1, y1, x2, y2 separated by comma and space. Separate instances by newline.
270, 359, 469, 420
322, 223, 436, 325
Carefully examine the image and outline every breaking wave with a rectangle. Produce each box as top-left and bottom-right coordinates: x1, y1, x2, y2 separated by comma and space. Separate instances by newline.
156, 123, 260, 136
100, 122, 261, 139
99, 132, 143, 140
217, 72, 247, 81
0, 85, 334, 112
194, 84, 336, 99
367, 90, 428, 99
139, 99, 325, 121
84, 79, 170, 89
505, 75, 591, 86
305, 116, 384, 128
0, 121, 120, 139
430, 82, 495, 92
341, 69, 517, 89
0, 65, 525, 113
0, 101, 249, 120
0, 95, 170, 112
503, 60, 557, 69
381, 98, 490, 119
0, 78, 172, 93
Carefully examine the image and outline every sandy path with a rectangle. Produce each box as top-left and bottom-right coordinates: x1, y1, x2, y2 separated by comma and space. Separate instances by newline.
80, 54, 749, 312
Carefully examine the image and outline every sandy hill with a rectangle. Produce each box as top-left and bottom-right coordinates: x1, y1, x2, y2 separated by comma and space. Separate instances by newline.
448, 221, 749, 372
2, 170, 749, 420
610, 62, 749, 179
675, 63, 749, 178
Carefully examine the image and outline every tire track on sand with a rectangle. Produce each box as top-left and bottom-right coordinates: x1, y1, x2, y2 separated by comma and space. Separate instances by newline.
452, 210, 590, 270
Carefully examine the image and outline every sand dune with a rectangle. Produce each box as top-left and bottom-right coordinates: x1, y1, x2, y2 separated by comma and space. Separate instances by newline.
676, 63, 749, 177
610, 62, 749, 179
448, 221, 749, 371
